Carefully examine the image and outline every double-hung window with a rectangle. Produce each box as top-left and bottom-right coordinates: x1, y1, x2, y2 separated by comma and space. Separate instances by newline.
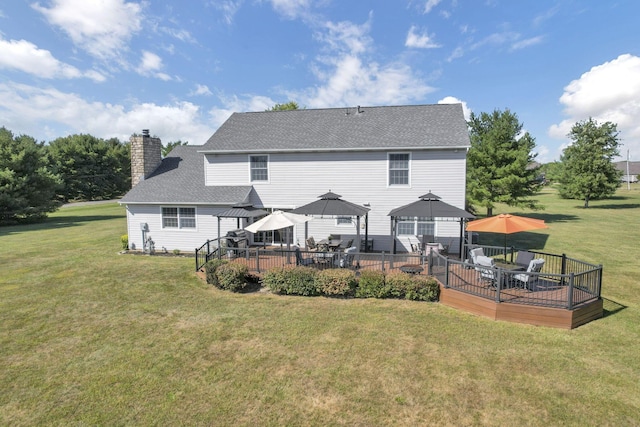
396, 216, 435, 236
162, 207, 196, 229
336, 216, 352, 226
250, 155, 269, 182
388, 153, 410, 186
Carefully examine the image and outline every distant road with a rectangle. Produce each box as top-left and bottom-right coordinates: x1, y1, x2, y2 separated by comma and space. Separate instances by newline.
61, 199, 120, 208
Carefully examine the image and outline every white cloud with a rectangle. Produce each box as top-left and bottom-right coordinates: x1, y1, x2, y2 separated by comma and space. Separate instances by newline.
269, 0, 311, 20
191, 84, 213, 96
423, 0, 442, 14
549, 54, 640, 158
299, 18, 433, 108
32, 0, 142, 61
438, 96, 471, 120
137, 51, 171, 80
510, 35, 544, 51
0, 82, 213, 144
0, 37, 105, 81
214, 0, 243, 25
405, 25, 441, 49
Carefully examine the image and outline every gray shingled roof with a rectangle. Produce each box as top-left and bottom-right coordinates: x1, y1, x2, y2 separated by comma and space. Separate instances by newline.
120, 145, 253, 205
615, 161, 640, 175
201, 104, 470, 153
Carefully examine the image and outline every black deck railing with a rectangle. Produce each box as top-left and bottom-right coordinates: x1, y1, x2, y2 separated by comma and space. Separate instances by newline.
430, 247, 602, 310
197, 241, 602, 311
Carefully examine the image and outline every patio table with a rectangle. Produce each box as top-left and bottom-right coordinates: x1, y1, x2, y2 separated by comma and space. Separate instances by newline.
400, 264, 424, 275
318, 239, 343, 251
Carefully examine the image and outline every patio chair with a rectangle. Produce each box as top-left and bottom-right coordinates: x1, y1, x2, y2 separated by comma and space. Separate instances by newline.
515, 250, 535, 268
338, 246, 357, 268
475, 255, 496, 286
469, 247, 485, 265
306, 237, 318, 251
410, 243, 422, 255
513, 258, 545, 291
295, 247, 315, 266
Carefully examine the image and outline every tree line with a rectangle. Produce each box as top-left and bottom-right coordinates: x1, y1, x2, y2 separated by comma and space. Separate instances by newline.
0, 104, 624, 225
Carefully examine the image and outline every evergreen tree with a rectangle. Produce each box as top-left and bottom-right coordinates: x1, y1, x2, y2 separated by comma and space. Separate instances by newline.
466, 109, 542, 216
0, 127, 61, 224
557, 118, 621, 208
47, 134, 130, 201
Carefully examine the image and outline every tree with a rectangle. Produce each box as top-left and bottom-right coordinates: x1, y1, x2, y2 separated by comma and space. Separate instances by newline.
47, 134, 130, 201
0, 127, 61, 224
266, 101, 300, 111
466, 109, 542, 216
162, 140, 188, 157
557, 118, 621, 208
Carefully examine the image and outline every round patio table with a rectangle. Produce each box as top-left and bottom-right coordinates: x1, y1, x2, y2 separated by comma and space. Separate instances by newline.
400, 264, 423, 275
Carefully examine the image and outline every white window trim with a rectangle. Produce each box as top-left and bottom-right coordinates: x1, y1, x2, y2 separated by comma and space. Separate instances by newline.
249, 154, 270, 183
387, 152, 411, 187
161, 206, 197, 231
336, 216, 353, 227
396, 217, 435, 236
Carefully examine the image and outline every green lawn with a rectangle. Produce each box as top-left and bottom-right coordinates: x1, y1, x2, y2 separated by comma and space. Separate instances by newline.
1, 188, 639, 426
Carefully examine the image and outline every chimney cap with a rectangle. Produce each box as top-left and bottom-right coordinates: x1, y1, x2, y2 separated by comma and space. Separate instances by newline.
142, 129, 150, 136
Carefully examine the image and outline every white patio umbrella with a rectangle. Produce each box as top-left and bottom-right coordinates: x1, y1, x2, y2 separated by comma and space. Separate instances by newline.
244, 210, 312, 258
244, 210, 311, 234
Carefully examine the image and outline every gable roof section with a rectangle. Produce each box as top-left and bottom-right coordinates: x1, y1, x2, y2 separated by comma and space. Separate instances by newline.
201, 104, 470, 153
614, 160, 640, 175
120, 145, 253, 205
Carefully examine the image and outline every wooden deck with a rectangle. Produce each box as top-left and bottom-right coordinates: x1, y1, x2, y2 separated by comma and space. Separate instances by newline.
439, 285, 603, 329
212, 250, 603, 329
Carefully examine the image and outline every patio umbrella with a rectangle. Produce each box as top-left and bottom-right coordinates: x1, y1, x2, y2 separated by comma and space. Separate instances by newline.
465, 214, 548, 257
244, 210, 312, 259
244, 210, 311, 233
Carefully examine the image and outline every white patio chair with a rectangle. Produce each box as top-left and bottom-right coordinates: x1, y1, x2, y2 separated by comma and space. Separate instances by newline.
475, 255, 496, 286
513, 258, 545, 291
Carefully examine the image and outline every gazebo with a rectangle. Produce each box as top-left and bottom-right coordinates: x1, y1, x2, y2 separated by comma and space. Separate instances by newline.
291, 191, 371, 252
387, 192, 475, 258
216, 203, 268, 243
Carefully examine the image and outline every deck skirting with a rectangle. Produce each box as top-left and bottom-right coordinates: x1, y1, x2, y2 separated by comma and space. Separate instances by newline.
439, 284, 603, 329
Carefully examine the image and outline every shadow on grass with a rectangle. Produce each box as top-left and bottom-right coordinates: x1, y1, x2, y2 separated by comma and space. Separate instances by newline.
0, 214, 123, 237
590, 203, 640, 210
601, 297, 627, 319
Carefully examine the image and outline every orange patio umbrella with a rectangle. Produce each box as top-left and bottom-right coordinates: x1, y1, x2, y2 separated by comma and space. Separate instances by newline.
465, 214, 548, 256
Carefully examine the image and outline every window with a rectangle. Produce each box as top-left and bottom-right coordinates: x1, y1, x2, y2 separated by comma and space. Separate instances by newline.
336, 216, 352, 226
250, 155, 269, 182
396, 216, 434, 236
388, 153, 410, 186
162, 207, 196, 229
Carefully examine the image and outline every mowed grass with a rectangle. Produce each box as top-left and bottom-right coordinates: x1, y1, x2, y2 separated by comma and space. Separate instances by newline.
1, 189, 639, 426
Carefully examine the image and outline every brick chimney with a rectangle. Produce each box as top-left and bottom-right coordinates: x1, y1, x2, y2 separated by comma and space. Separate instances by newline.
130, 129, 162, 187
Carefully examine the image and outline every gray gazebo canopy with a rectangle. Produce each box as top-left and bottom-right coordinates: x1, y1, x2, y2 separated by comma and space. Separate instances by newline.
291, 191, 371, 252
217, 203, 269, 243
388, 192, 476, 257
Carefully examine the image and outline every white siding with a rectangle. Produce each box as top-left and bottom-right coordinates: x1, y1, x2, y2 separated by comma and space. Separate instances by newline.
205, 149, 467, 252
125, 204, 245, 252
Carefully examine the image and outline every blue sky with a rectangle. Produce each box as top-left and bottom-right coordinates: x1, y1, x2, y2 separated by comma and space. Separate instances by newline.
1, 0, 638, 162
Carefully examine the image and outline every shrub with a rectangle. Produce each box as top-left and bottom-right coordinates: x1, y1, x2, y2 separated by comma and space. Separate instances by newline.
216, 263, 249, 292
120, 234, 128, 250
384, 271, 415, 299
403, 275, 440, 302
355, 270, 390, 298
173, 249, 181, 255
204, 258, 228, 287
262, 266, 319, 296
316, 269, 357, 297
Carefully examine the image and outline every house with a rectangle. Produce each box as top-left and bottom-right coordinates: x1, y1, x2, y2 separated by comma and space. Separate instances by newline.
120, 104, 471, 254
614, 160, 640, 183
